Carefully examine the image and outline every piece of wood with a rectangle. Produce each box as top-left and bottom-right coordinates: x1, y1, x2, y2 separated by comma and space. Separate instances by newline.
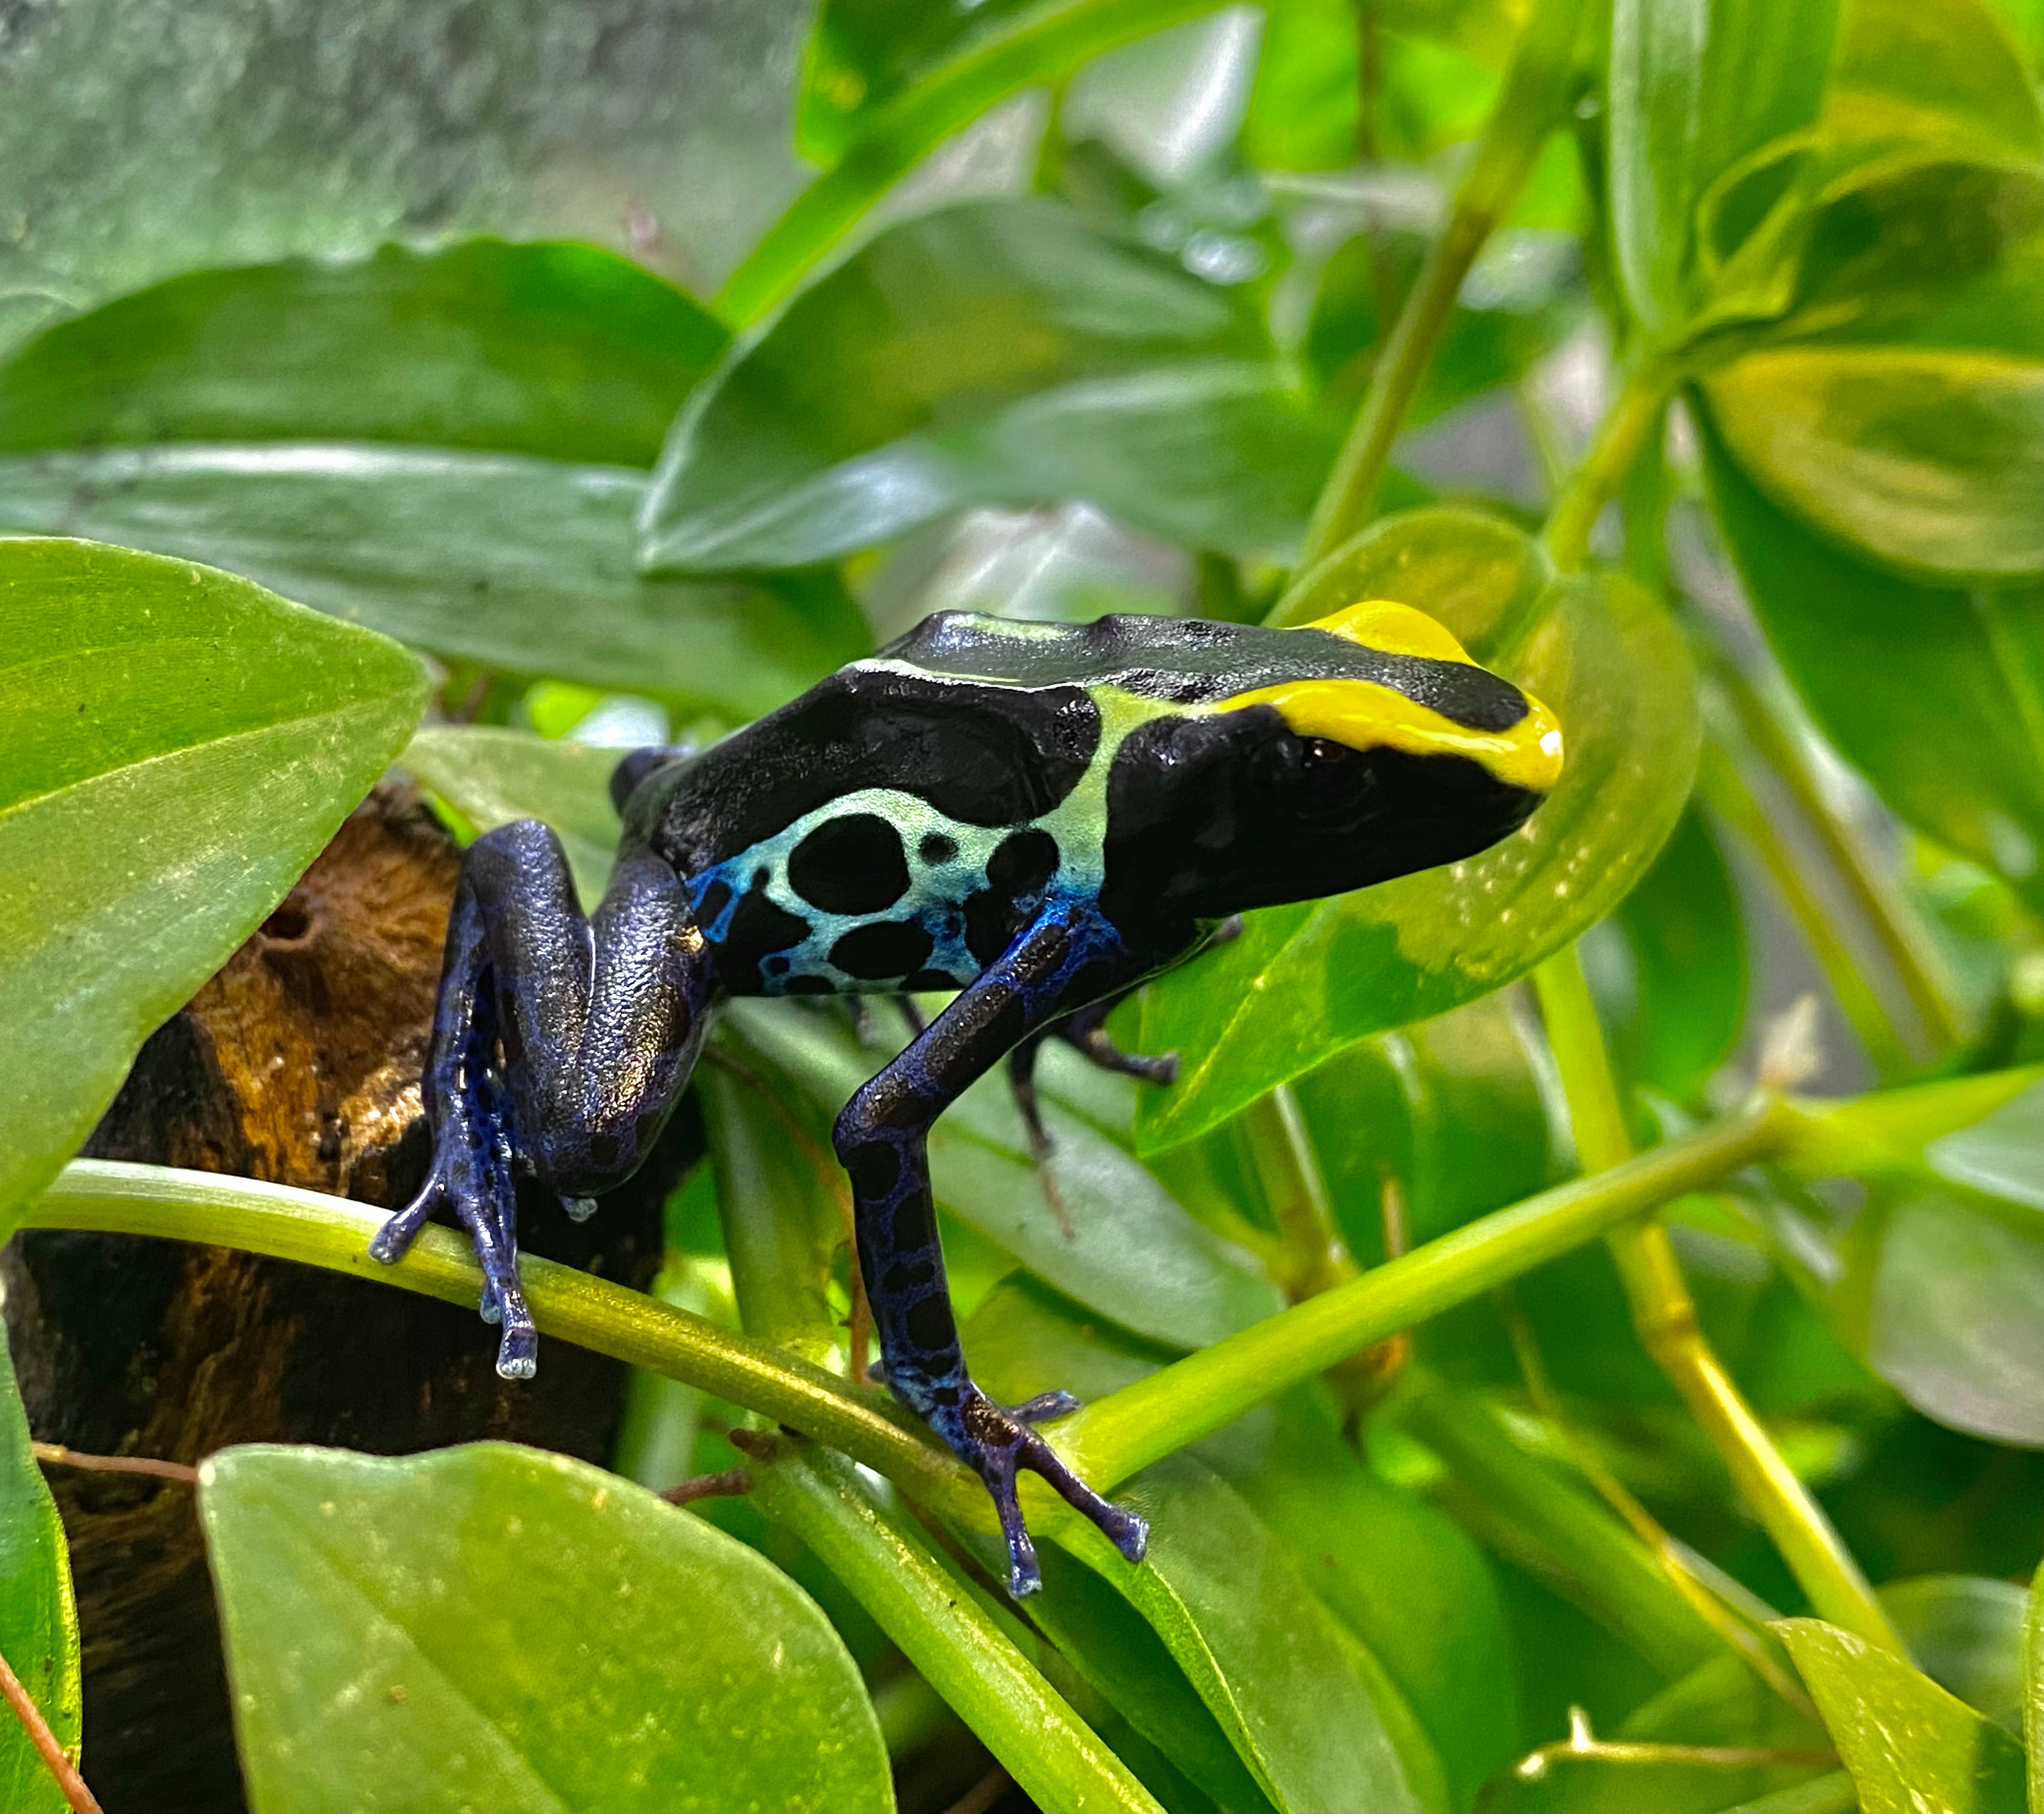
5, 786, 696, 1812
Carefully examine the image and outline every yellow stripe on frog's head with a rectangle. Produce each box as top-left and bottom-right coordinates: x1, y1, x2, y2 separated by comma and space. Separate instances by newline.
1218, 598, 1564, 794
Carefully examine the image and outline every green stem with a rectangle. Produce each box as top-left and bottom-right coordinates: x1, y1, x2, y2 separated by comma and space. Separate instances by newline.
1531, 947, 1907, 1657
1696, 740, 1917, 1083
717, 0, 1228, 325
1706, 654, 1962, 1055
31, 1159, 982, 1524
1056, 1098, 1787, 1486
1239, 1085, 1356, 1299
1541, 359, 1679, 575
1291, 0, 1591, 572
1393, 1365, 1722, 1678
750, 1444, 1166, 1814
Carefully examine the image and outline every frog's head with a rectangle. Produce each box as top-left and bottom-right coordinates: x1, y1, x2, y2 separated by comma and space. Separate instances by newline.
1099, 600, 1562, 934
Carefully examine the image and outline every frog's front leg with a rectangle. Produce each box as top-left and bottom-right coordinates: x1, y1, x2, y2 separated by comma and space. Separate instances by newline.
834, 901, 1156, 1596
374, 820, 714, 1377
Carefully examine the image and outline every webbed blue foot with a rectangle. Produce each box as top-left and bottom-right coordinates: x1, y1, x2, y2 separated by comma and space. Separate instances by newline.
941, 1386, 1148, 1597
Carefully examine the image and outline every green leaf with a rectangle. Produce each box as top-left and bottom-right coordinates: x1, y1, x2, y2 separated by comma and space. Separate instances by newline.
1884, 1575, 2031, 1718
0, 447, 867, 719
1139, 563, 1699, 1150
1267, 503, 1551, 638
401, 726, 624, 911
1699, 406, 2044, 912
725, 1000, 1282, 1350
1703, 347, 2044, 582
1824, 0, 2043, 169
199, 1442, 891, 1813
2024, 1560, 2044, 1812
1592, 806, 1749, 1104
0, 1325, 80, 1814
1778, 1615, 2027, 1814
643, 198, 1339, 571
0, 0, 805, 359
1291, 989, 1559, 1257
0, 241, 727, 468
0, 537, 426, 1226
1606, 0, 1839, 340
967, 1282, 1455, 1814
796, 0, 1039, 164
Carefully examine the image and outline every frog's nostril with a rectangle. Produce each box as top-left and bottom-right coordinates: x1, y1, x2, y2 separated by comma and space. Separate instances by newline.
259, 894, 315, 945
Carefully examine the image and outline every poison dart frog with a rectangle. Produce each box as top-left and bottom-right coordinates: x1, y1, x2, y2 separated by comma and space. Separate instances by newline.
374, 601, 1563, 1594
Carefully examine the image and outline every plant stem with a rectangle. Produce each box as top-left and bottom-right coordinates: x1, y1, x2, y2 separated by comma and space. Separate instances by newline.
1240, 1086, 1356, 1300
750, 1444, 1165, 1814
717, 0, 1230, 325
1541, 360, 1679, 575
1531, 947, 1907, 1656
1291, 0, 1591, 572
1696, 739, 1919, 1082
0, 1641, 99, 1814
32, 1159, 982, 1524
1056, 1098, 1786, 1486
1707, 652, 1963, 1054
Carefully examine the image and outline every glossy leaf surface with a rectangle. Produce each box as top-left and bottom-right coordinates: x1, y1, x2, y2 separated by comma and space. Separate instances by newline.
0, 1326, 79, 1814
0, 447, 865, 717
200, 1443, 890, 1813
0, 537, 426, 1226
1701, 411, 2044, 913
1140, 561, 1699, 1150
1779, 1617, 2027, 1814
0, 241, 726, 468
642, 198, 1339, 570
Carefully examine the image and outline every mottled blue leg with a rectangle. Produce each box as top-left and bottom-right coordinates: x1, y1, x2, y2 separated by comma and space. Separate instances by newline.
375, 821, 714, 1377
834, 903, 1156, 1596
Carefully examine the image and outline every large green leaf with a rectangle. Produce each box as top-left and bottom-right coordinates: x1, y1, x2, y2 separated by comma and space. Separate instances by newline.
1606, 0, 1839, 340
1778, 1616, 2027, 1814
0, 0, 806, 359
640, 197, 1340, 571
1705, 347, 2044, 583
2025, 1561, 2044, 1812
1700, 408, 2044, 913
0, 448, 866, 718
0, 1326, 80, 1814
0, 537, 426, 1226
1139, 561, 1699, 1150
0, 241, 726, 468
1884, 1575, 2031, 1718
199, 1443, 890, 1813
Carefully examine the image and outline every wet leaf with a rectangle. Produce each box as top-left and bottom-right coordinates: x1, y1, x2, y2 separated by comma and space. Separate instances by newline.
1140, 564, 1698, 1151
0, 1326, 80, 1814
0, 240, 726, 468
640, 198, 1339, 571
0, 446, 867, 719
1778, 1616, 2027, 1814
0, 537, 426, 1227
200, 1443, 891, 1813
1700, 407, 2044, 913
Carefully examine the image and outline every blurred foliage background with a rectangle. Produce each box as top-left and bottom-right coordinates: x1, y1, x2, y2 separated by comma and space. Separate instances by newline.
7, 0, 2044, 1810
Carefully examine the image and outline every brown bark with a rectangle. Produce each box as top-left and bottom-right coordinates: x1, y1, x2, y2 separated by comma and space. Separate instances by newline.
5, 786, 697, 1813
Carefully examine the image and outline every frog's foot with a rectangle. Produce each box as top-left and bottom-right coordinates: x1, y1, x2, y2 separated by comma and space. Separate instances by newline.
371, 1105, 538, 1380
939, 1386, 1147, 1598
1065, 1019, 1179, 1088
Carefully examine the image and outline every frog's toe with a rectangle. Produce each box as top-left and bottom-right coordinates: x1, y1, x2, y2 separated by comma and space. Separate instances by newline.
368, 1179, 443, 1264
495, 1319, 539, 1380
949, 1387, 1147, 1598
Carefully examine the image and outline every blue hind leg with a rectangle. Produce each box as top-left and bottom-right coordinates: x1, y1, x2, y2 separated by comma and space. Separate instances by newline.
376, 822, 713, 1377
834, 902, 1158, 1596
